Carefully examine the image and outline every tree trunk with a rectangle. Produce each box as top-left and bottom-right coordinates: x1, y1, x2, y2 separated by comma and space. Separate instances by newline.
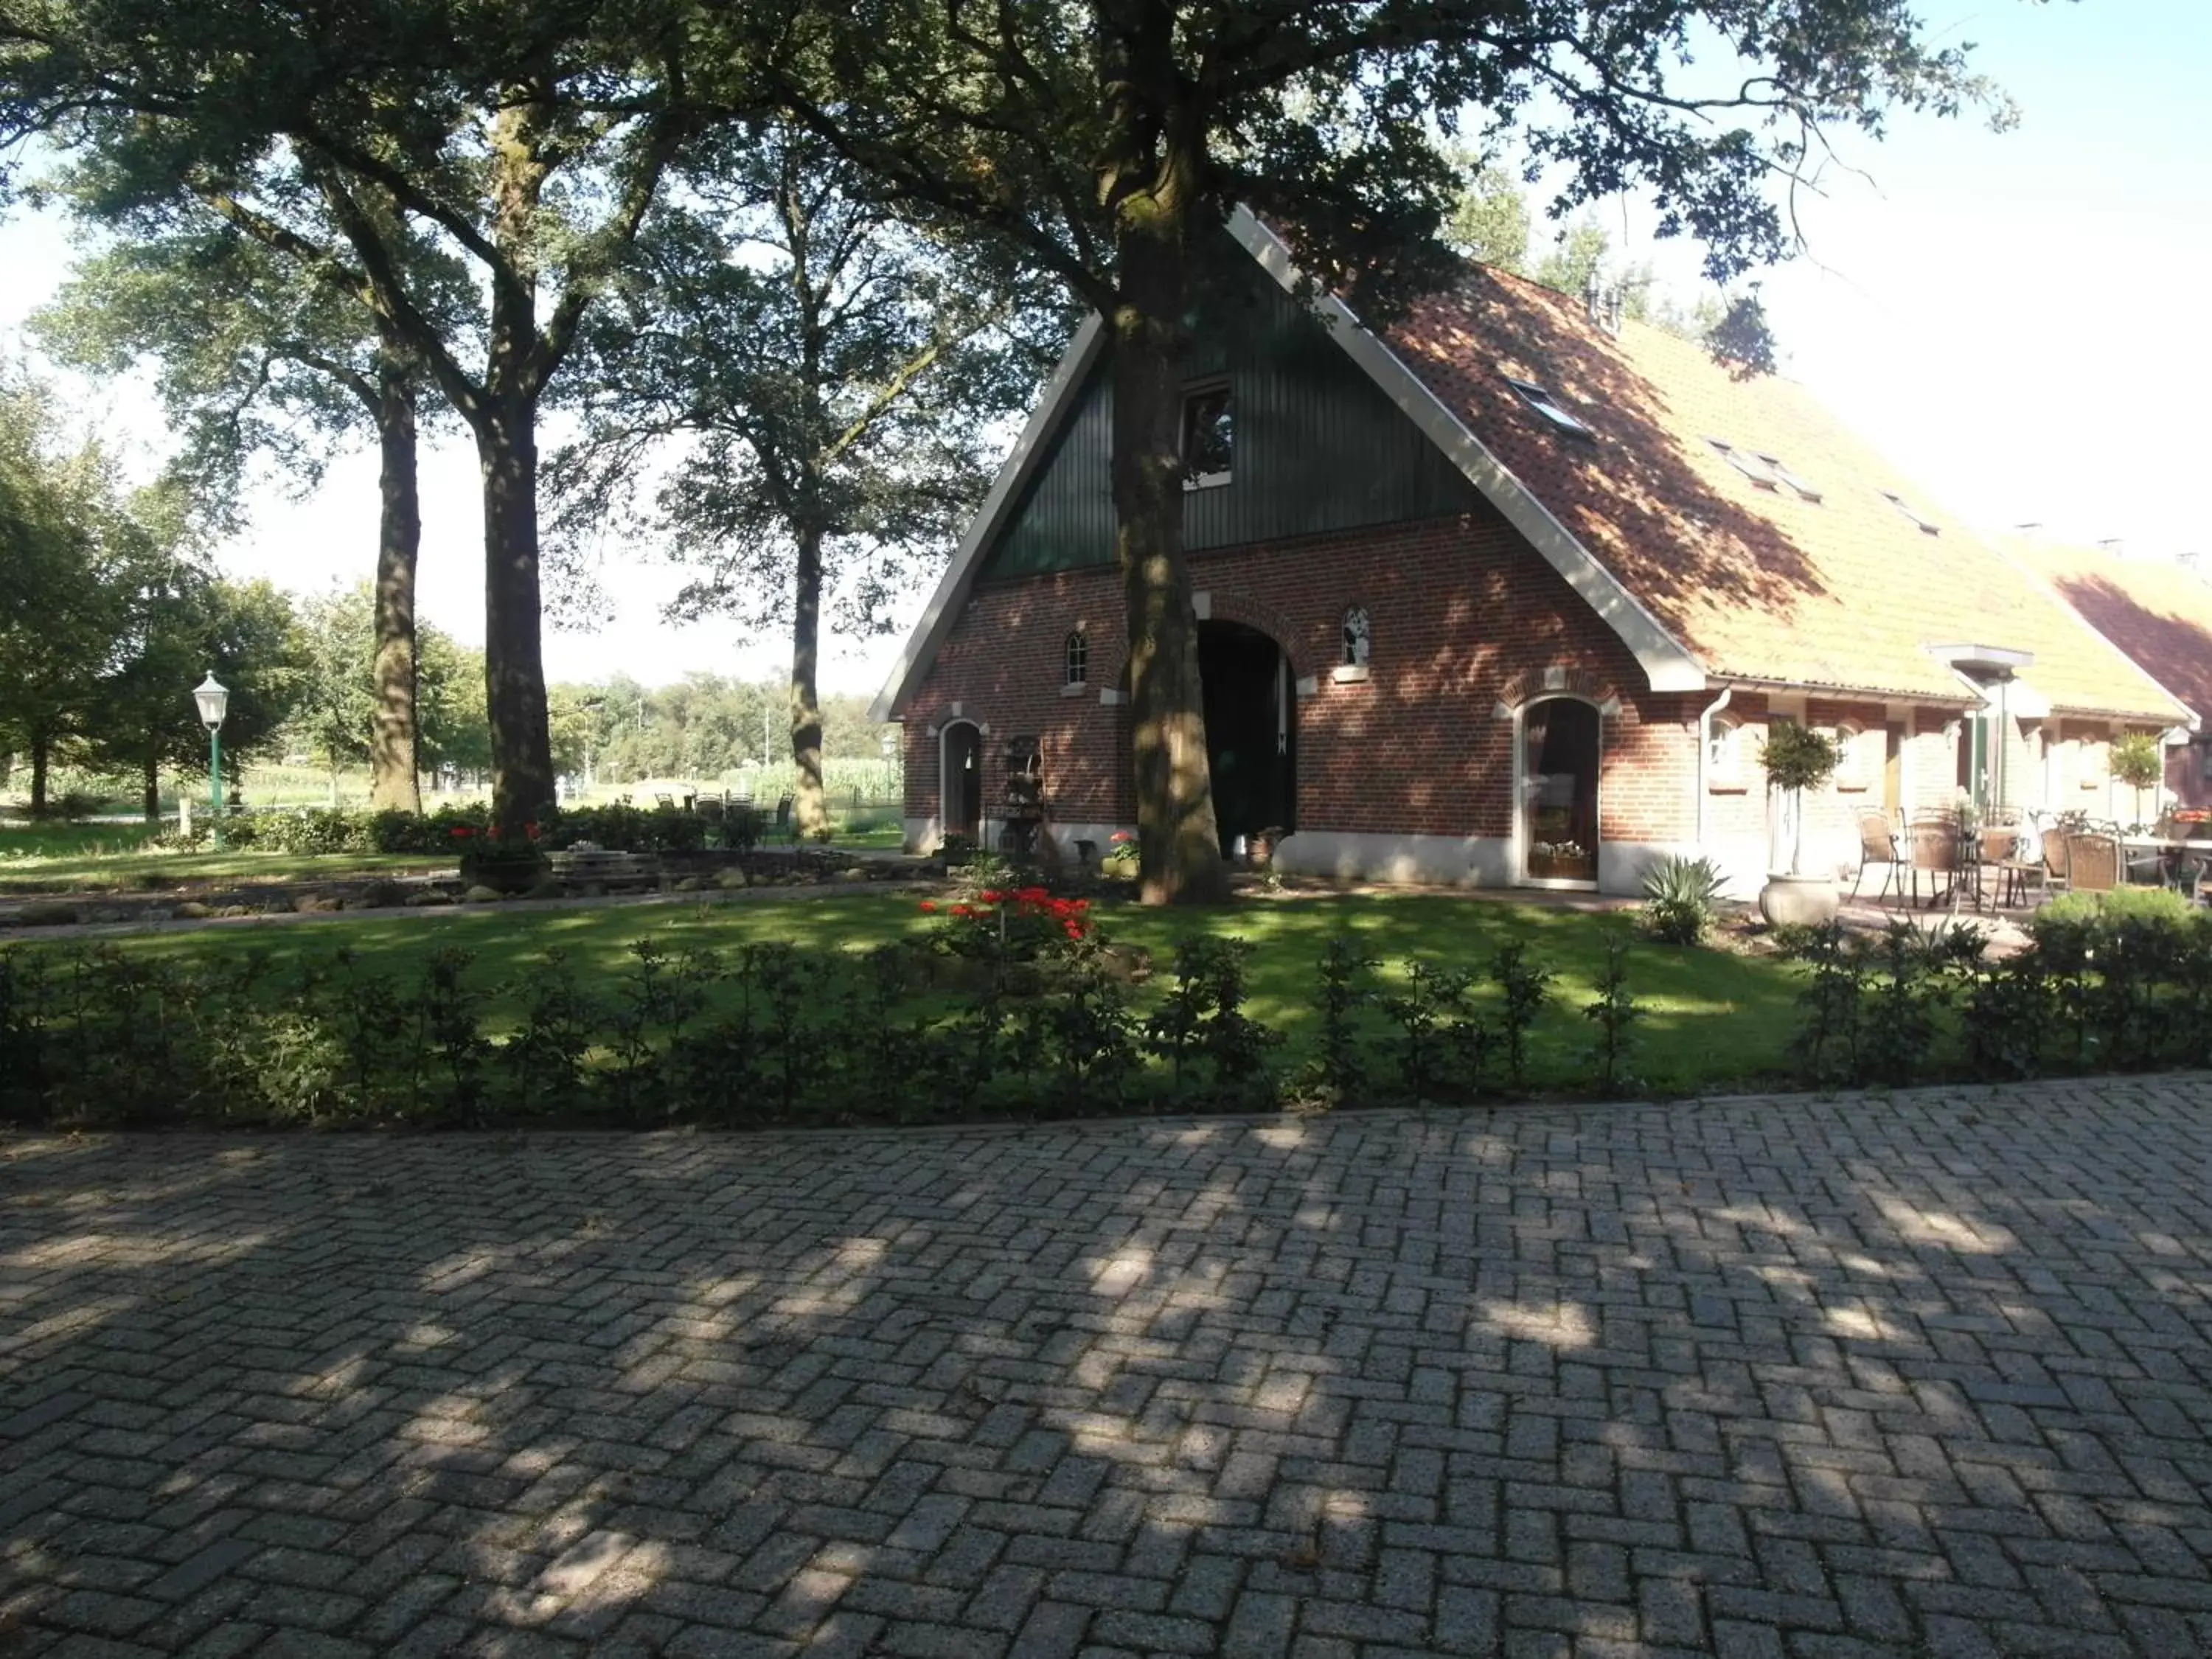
1106, 127, 1228, 904
789, 523, 829, 838
142, 754, 159, 824
369, 353, 423, 813
477, 397, 555, 838
29, 735, 49, 818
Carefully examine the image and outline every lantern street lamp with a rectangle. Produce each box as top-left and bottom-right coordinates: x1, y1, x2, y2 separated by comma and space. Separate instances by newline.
192, 672, 230, 849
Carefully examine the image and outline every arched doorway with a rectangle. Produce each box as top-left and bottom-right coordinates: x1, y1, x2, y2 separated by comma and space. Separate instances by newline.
1520, 698, 1599, 885
1197, 620, 1295, 855
940, 720, 982, 842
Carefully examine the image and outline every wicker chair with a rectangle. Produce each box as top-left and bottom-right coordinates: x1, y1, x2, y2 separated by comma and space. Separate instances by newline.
2040, 827, 2072, 899
1851, 808, 1902, 903
2068, 831, 2121, 894
1905, 817, 1961, 908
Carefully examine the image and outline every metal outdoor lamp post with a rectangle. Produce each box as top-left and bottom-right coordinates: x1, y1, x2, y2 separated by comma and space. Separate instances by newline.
192, 672, 229, 849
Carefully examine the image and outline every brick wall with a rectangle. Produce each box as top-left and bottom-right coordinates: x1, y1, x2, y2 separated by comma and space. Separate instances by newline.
900, 507, 1702, 850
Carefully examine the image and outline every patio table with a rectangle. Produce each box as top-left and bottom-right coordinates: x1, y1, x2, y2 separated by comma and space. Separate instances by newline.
2121, 835, 2212, 895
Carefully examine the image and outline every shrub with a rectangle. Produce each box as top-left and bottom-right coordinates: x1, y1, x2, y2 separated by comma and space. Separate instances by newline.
1582, 932, 1641, 1096
1641, 855, 1727, 945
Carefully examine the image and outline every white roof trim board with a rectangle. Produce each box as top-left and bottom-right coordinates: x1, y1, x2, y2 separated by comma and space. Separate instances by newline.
868, 313, 1107, 723
872, 209, 1712, 720
1225, 209, 1707, 695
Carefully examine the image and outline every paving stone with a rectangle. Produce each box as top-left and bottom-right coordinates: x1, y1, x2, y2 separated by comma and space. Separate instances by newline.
7, 1079, 2212, 1657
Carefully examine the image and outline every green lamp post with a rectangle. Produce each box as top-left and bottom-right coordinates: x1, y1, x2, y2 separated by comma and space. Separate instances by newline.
192, 672, 229, 850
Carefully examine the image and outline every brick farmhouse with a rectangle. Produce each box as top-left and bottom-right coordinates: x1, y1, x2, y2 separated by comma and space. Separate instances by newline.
873, 209, 2197, 895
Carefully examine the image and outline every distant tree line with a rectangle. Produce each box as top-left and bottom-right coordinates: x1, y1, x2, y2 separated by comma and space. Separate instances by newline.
0, 386, 888, 818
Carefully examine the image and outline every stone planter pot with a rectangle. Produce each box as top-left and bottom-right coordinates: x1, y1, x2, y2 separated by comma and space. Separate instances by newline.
1758, 872, 1839, 928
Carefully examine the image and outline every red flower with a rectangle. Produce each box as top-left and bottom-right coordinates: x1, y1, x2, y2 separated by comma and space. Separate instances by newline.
524, 822, 540, 840
918, 900, 938, 914
950, 903, 974, 919
451, 826, 473, 838
1015, 886, 1049, 904
978, 889, 1003, 904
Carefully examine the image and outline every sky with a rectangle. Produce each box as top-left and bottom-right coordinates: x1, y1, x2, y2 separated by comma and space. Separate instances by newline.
2, 0, 2207, 698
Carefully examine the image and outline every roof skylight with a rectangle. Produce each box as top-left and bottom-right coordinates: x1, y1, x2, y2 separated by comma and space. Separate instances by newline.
1882, 490, 1940, 535
1707, 438, 1779, 490
1707, 439, 1823, 503
1757, 453, 1823, 503
1506, 378, 1593, 437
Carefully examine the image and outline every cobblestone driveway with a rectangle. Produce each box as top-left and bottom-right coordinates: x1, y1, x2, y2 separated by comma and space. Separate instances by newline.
7, 1079, 2212, 1658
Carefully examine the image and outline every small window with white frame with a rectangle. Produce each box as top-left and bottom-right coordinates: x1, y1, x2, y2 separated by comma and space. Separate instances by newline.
1063, 628, 1088, 686
1506, 378, 1594, 437
1180, 382, 1233, 486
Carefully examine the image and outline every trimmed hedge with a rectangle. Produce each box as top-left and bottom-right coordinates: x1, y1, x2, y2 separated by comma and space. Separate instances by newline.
176, 800, 715, 857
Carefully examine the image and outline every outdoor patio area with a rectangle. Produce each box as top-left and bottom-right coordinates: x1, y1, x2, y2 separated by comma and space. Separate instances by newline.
7, 1077, 2212, 1657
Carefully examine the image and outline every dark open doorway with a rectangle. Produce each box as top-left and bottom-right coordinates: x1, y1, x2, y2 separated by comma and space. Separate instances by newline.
942, 721, 982, 841
1197, 620, 1295, 856
1523, 697, 1599, 883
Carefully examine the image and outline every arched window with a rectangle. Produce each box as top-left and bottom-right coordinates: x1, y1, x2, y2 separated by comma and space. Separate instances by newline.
1834, 720, 1868, 789
1341, 606, 1371, 667
1064, 629, 1088, 686
1708, 715, 1743, 786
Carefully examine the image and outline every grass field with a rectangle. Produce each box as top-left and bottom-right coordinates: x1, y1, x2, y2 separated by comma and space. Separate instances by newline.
31, 890, 1801, 1097
0, 824, 448, 894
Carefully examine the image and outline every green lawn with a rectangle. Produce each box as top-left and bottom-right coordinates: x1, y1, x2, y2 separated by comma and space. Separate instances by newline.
0, 824, 448, 894
43, 890, 1801, 1097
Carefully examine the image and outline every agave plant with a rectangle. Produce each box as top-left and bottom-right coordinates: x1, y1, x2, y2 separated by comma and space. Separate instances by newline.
1641, 855, 1728, 945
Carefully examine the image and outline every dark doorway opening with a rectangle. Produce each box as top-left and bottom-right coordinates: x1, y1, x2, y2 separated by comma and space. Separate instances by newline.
1197, 620, 1295, 855
1523, 697, 1599, 883
942, 722, 982, 841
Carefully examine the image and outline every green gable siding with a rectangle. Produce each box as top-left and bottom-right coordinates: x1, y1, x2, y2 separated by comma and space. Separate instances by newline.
980, 261, 1479, 581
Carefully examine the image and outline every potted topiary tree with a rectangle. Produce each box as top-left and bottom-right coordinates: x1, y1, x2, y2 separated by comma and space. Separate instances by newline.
1759, 721, 1846, 925
2110, 731, 2164, 831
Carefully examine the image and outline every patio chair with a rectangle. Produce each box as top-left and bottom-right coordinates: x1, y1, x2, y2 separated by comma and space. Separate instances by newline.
2040, 827, 2072, 900
1978, 824, 2037, 909
2068, 831, 2121, 894
1851, 808, 1902, 903
1904, 817, 1960, 909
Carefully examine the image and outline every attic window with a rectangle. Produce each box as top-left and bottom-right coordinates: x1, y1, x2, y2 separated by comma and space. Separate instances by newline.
1506, 378, 1593, 437
1180, 383, 1233, 487
1882, 490, 1940, 535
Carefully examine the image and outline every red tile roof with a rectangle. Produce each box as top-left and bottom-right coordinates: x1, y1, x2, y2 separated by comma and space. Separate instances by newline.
2003, 538, 2212, 729
1375, 265, 2188, 721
